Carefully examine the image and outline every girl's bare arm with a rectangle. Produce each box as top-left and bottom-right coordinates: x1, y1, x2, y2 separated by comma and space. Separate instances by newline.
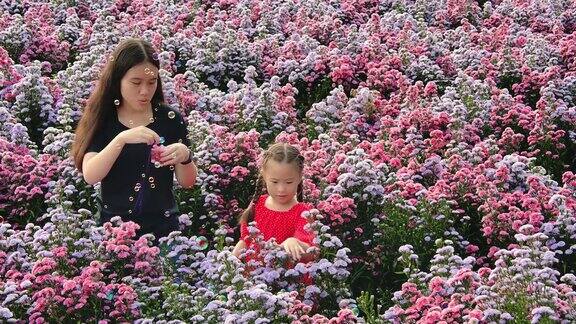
232, 240, 247, 257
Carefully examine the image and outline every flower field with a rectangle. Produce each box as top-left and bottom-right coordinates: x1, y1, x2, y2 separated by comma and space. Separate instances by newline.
1, 0, 576, 322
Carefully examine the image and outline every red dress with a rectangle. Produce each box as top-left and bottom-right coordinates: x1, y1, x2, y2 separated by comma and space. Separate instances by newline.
240, 195, 316, 285
240, 194, 315, 248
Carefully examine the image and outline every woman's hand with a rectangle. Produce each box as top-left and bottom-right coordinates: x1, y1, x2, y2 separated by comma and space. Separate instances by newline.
159, 143, 191, 166
118, 126, 161, 145
281, 237, 306, 261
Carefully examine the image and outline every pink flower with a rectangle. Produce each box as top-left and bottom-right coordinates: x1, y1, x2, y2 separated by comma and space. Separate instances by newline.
429, 277, 446, 293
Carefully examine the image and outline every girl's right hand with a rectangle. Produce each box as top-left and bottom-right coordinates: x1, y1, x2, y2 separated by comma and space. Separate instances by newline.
281, 237, 306, 261
117, 126, 161, 145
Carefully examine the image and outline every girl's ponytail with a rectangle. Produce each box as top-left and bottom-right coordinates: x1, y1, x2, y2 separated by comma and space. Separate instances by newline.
297, 181, 304, 202
239, 173, 264, 224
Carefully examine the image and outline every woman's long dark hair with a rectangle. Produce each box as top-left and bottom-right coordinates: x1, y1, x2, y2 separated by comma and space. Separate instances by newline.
239, 143, 305, 224
71, 38, 164, 171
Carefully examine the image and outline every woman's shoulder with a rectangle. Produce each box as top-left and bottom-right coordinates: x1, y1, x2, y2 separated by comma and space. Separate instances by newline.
93, 113, 119, 137
155, 103, 185, 122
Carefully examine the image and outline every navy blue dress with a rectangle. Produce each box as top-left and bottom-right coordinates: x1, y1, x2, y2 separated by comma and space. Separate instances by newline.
87, 104, 190, 241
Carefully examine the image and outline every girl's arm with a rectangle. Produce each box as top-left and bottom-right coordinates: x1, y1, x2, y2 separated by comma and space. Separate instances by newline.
232, 240, 246, 257
284, 209, 318, 262
281, 237, 318, 262
296, 239, 318, 263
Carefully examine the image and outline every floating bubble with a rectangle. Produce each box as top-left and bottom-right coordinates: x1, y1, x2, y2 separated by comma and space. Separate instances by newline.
351, 306, 360, 317
104, 205, 108, 209
149, 117, 155, 123
159, 136, 165, 144
152, 53, 159, 61
109, 55, 115, 61
148, 177, 154, 183
169, 165, 175, 171
154, 161, 161, 168
196, 236, 208, 250
106, 291, 115, 300
164, 211, 171, 217
168, 111, 176, 119
129, 196, 134, 202
151, 183, 156, 189
114, 99, 120, 106
178, 139, 182, 143
128, 210, 132, 214
142, 173, 146, 178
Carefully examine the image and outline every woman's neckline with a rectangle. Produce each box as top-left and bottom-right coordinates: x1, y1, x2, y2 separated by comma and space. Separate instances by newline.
262, 194, 299, 213
116, 105, 157, 129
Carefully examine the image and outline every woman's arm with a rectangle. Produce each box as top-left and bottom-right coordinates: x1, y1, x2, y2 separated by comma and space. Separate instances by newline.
158, 143, 197, 188
174, 160, 197, 188
82, 126, 160, 185
82, 136, 125, 185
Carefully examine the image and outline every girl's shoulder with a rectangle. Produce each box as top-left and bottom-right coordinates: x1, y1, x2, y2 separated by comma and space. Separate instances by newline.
293, 202, 313, 218
256, 194, 312, 214
299, 201, 313, 212
255, 194, 268, 208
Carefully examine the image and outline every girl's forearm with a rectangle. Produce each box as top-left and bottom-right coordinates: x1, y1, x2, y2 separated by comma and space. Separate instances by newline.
175, 161, 197, 188
296, 239, 317, 262
82, 135, 125, 185
232, 240, 246, 257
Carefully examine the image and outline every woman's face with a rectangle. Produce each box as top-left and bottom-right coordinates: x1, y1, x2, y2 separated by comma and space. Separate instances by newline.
119, 61, 158, 111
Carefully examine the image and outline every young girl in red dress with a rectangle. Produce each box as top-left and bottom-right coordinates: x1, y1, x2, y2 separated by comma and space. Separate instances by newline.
232, 143, 315, 262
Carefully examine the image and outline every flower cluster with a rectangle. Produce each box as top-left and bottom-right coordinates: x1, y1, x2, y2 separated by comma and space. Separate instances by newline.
384, 231, 576, 323
1, 0, 576, 321
0, 139, 59, 225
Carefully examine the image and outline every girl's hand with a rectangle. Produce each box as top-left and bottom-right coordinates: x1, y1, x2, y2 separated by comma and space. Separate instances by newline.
232, 240, 246, 258
281, 237, 305, 261
118, 126, 161, 145
159, 143, 191, 166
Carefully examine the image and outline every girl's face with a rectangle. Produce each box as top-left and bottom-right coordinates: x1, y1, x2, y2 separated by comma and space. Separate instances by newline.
262, 160, 302, 205
119, 61, 158, 111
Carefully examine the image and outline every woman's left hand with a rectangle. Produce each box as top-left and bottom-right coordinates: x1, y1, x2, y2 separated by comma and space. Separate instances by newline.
159, 143, 191, 166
